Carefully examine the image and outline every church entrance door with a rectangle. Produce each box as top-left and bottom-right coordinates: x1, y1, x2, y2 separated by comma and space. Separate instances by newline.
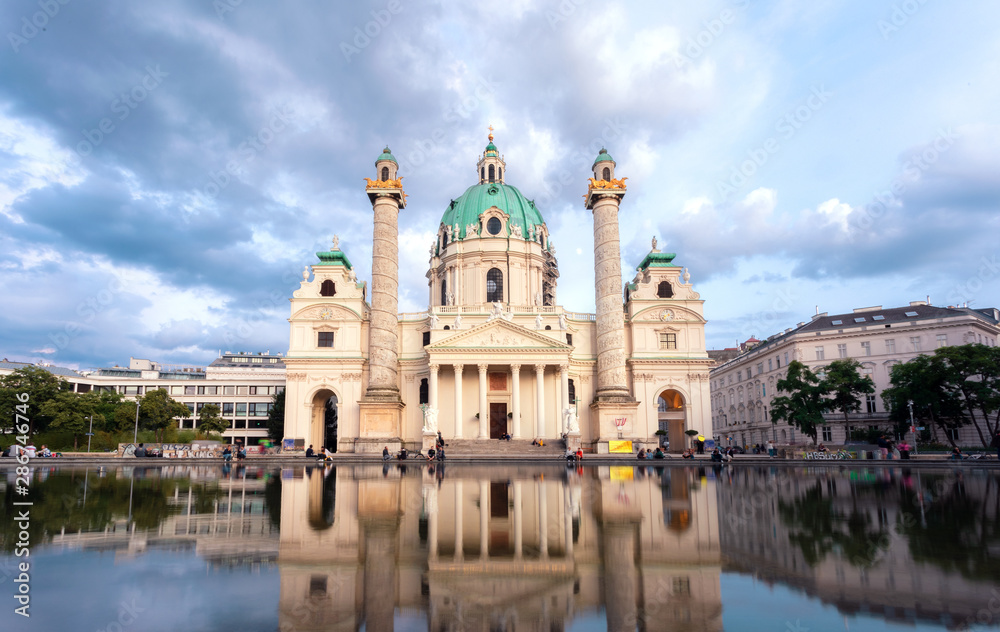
489, 403, 507, 439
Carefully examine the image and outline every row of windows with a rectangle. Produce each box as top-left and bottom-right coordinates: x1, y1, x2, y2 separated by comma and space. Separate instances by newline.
115, 385, 282, 396
178, 418, 268, 430
816, 335, 946, 360
185, 402, 275, 417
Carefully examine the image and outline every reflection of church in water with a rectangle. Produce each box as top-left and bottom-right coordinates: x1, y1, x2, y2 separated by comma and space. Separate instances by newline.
282, 133, 712, 454
277, 465, 723, 631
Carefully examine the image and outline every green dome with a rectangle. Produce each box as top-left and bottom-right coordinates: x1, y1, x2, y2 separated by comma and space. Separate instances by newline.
376, 146, 397, 164
485, 141, 498, 156
593, 148, 614, 165
441, 183, 545, 239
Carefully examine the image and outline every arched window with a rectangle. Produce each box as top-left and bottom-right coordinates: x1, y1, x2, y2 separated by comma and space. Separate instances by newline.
602, 167, 611, 181
440, 279, 447, 306
657, 281, 673, 298
498, 167, 502, 181
320, 280, 336, 297
381, 166, 390, 181
488, 164, 495, 183
419, 379, 428, 404
486, 268, 503, 303
481, 167, 485, 183
441, 230, 448, 248
568, 379, 575, 405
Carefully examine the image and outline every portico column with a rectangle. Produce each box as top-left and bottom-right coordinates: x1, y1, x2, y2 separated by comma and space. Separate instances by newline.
560, 366, 570, 434
513, 480, 524, 558
454, 480, 463, 561
427, 486, 439, 560
453, 364, 464, 438
563, 483, 573, 557
535, 364, 546, 438
511, 364, 522, 438
428, 364, 439, 410
478, 364, 489, 439
479, 479, 489, 559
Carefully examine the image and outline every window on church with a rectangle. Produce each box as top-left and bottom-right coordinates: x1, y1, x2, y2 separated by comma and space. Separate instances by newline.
440, 279, 447, 306
659, 333, 677, 350
657, 281, 673, 298
318, 332, 334, 347
498, 167, 502, 181
481, 167, 485, 183
419, 379, 428, 405
566, 334, 573, 346
320, 280, 336, 297
487, 217, 502, 235
568, 379, 575, 405
422, 331, 430, 346
381, 166, 389, 181
602, 167, 610, 181
488, 164, 495, 183
486, 268, 503, 302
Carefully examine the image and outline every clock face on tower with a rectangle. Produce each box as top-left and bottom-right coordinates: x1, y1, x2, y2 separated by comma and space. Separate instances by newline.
660, 309, 675, 321
319, 308, 334, 320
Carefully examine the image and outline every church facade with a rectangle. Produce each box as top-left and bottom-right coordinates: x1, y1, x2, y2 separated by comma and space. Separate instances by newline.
282, 135, 711, 453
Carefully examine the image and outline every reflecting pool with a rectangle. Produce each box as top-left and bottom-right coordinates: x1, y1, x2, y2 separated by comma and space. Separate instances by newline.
3, 463, 999, 631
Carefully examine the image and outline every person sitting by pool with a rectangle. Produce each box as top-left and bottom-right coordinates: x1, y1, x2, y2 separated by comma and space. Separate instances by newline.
710, 448, 723, 463
305, 445, 315, 458
223, 446, 232, 462
39, 445, 52, 458
636, 448, 647, 459
816, 443, 828, 453
426, 447, 436, 461
382, 446, 391, 461
565, 448, 576, 462
681, 449, 694, 459
949, 446, 965, 460
653, 447, 665, 459
322, 446, 334, 462
397, 447, 408, 460
575, 448, 583, 461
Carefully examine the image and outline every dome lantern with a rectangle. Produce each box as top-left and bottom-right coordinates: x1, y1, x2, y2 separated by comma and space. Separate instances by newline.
476, 125, 506, 185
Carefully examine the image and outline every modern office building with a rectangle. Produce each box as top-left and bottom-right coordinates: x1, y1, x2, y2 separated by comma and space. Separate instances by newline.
709, 302, 1000, 447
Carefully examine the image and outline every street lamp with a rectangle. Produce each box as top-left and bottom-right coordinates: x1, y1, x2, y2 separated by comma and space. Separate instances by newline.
133, 399, 141, 444
907, 399, 918, 456
86, 414, 94, 453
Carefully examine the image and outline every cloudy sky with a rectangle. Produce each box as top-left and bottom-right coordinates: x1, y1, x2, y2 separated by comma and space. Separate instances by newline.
2, 0, 998, 369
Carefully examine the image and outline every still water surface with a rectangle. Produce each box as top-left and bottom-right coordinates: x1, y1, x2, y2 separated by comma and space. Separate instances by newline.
3, 463, 999, 631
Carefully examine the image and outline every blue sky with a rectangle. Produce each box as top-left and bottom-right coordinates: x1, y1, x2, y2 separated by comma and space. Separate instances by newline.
1, 0, 998, 369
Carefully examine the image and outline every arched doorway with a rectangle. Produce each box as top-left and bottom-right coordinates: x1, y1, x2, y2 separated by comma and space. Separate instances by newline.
311, 390, 339, 452
657, 389, 686, 454
307, 466, 336, 530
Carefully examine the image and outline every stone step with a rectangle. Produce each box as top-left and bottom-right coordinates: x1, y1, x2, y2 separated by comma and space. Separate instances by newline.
440, 439, 565, 455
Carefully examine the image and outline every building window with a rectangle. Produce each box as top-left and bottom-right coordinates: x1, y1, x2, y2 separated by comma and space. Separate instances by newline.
602, 167, 611, 181
419, 379, 428, 405
440, 279, 447, 306
481, 167, 485, 182
486, 268, 503, 302
486, 217, 502, 235
815, 346, 825, 360
936, 334, 947, 348
783, 352, 789, 365
488, 164, 495, 183
866, 394, 877, 413
320, 280, 336, 297
318, 332, 334, 347
222, 403, 234, 415
861, 341, 871, 356
568, 379, 576, 405
498, 167, 502, 181
657, 281, 673, 298
422, 331, 431, 346
381, 166, 389, 181
822, 426, 832, 441
768, 359, 773, 371
910, 336, 922, 352
185, 403, 195, 417
737, 371, 742, 382
566, 334, 573, 346
885, 339, 895, 354
659, 333, 677, 350
757, 363, 763, 375
946, 427, 960, 442
223, 385, 235, 395
837, 344, 847, 358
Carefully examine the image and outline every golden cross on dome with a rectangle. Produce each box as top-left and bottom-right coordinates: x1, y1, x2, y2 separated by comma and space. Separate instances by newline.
488, 125, 494, 141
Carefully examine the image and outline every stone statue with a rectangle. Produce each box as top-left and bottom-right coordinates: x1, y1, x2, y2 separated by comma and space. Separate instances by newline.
423, 407, 438, 433
534, 291, 542, 306
488, 302, 503, 321
444, 225, 452, 241
511, 223, 522, 238
446, 290, 455, 306
348, 268, 357, 283
558, 313, 567, 330
453, 314, 462, 330
429, 242, 436, 257
428, 312, 439, 329
683, 267, 691, 283
501, 307, 514, 322
535, 314, 543, 330
564, 406, 579, 433
651, 236, 657, 251
301, 266, 309, 281
332, 235, 340, 251
527, 225, 534, 241
466, 223, 478, 237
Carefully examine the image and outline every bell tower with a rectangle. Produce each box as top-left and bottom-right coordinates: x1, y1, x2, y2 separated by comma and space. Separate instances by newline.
476, 126, 506, 184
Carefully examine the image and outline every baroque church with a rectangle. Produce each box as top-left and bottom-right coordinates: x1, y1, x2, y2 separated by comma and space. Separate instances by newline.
282, 133, 711, 453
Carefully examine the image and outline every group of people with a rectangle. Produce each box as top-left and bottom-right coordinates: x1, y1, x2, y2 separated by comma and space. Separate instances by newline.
2, 444, 54, 458
635, 447, 666, 460
565, 447, 584, 462
306, 445, 335, 461
222, 445, 247, 462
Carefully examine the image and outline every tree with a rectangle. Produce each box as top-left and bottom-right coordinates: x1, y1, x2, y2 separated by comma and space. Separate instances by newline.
196, 403, 228, 436
136, 388, 189, 442
882, 354, 964, 446
40, 391, 105, 450
934, 344, 1000, 447
0, 366, 71, 434
771, 360, 828, 445
267, 389, 286, 443
822, 358, 875, 434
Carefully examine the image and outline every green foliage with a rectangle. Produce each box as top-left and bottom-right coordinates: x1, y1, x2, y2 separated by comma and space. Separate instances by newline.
771, 360, 828, 444
0, 366, 71, 433
40, 391, 105, 450
197, 403, 228, 435
882, 344, 1000, 448
684, 429, 699, 436
824, 358, 875, 423
267, 389, 286, 442
136, 388, 190, 442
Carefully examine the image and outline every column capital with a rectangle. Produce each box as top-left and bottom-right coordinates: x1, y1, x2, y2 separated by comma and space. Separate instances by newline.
428, 363, 440, 373
510, 363, 521, 373
534, 363, 546, 374
560, 365, 569, 375
453, 363, 464, 374
478, 363, 489, 374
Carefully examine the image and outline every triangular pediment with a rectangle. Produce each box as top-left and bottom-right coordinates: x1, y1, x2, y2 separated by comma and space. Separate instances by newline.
428, 319, 571, 352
